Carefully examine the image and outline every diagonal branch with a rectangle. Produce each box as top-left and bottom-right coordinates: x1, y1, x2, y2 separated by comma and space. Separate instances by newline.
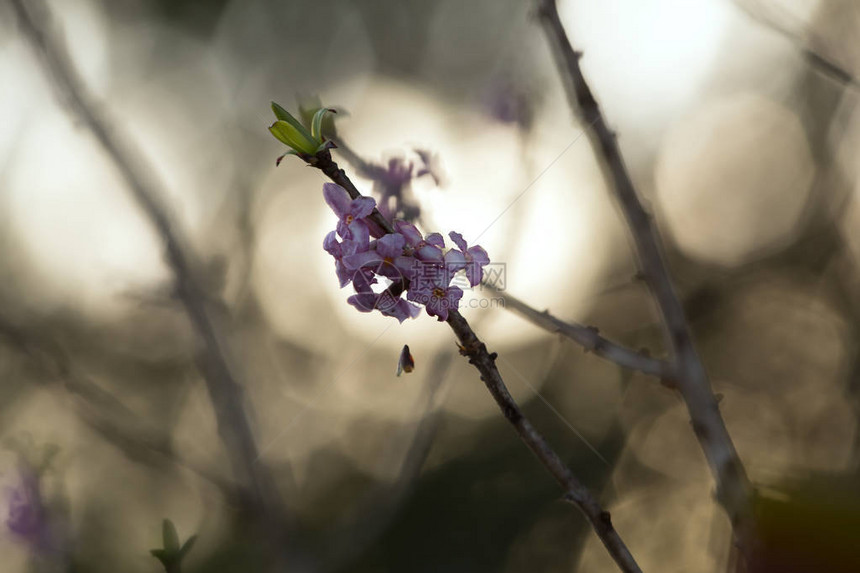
307, 150, 643, 573
7, 0, 291, 547
483, 284, 674, 380
734, 0, 859, 89
310, 149, 396, 234
0, 317, 239, 498
446, 310, 642, 573
534, 0, 752, 529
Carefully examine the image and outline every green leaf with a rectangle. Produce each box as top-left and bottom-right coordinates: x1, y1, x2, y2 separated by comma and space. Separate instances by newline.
310, 108, 335, 142
271, 101, 313, 137
275, 150, 299, 166
179, 535, 197, 559
297, 95, 323, 127
268, 120, 317, 154
271, 101, 293, 122
150, 548, 171, 568
162, 519, 180, 553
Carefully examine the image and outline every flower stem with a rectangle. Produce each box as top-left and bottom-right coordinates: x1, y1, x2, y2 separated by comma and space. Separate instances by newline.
311, 151, 644, 573
313, 149, 396, 234
482, 284, 673, 380
9, 0, 293, 565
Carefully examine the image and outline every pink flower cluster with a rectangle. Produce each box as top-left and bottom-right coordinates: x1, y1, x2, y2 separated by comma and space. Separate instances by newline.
322, 183, 490, 322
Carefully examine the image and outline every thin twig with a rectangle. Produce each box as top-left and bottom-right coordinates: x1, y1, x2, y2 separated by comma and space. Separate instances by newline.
734, 0, 859, 89
306, 152, 643, 573
7, 0, 292, 551
483, 284, 673, 380
311, 150, 396, 234
0, 318, 239, 499
534, 0, 752, 529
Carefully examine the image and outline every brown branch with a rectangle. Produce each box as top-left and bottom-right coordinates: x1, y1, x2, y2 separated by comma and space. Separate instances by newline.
446, 310, 642, 573
7, 0, 292, 553
534, 0, 752, 529
483, 284, 674, 380
311, 149, 396, 234
306, 153, 643, 573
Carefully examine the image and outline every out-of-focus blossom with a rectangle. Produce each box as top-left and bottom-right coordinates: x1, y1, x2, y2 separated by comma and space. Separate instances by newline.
365, 150, 446, 222
481, 76, 533, 130
412, 149, 445, 187
5, 466, 44, 545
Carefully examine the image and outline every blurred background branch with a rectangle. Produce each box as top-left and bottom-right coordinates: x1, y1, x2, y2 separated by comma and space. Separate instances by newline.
734, 0, 859, 88
534, 0, 752, 534
5, 0, 293, 566
0, 315, 238, 497
1, 0, 859, 571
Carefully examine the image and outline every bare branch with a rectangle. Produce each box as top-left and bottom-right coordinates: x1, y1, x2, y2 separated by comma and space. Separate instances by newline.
734, 0, 859, 89
0, 317, 239, 498
7, 0, 292, 552
484, 284, 674, 380
534, 0, 753, 529
446, 310, 642, 573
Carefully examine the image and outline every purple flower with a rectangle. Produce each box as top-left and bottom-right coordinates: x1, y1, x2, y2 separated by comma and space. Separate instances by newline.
482, 77, 533, 130
320, 184, 489, 323
348, 271, 420, 323
324, 222, 370, 287
394, 221, 445, 264
343, 232, 416, 283
323, 183, 376, 239
448, 232, 490, 287
5, 467, 45, 546
406, 266, 463, 321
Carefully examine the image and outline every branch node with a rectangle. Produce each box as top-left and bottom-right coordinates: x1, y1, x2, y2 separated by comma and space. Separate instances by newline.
599, 510, 614, 531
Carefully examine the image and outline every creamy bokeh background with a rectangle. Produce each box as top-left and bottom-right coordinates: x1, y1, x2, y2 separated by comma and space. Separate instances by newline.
1, 0, 859, 571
